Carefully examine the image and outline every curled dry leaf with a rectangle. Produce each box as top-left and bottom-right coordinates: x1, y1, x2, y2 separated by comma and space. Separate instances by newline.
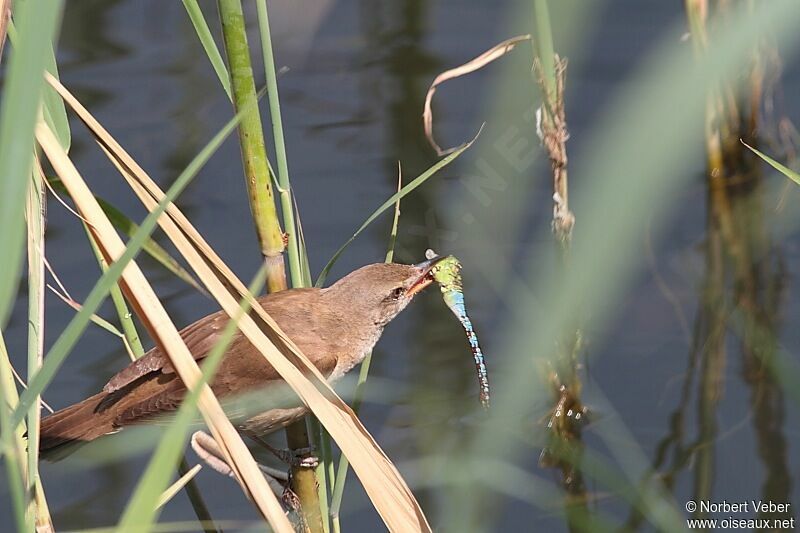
423, 34, 531, 155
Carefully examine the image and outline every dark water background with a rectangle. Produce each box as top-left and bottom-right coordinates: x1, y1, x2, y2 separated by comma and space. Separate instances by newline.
2, 0, 800, 531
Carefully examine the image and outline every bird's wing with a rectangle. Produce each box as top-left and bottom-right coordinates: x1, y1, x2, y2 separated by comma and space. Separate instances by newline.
103, 308, 229, 392
110, 375, 187, 426
206, 288, 342, 393
103, 288, 335, 393
44, 288, 350, 447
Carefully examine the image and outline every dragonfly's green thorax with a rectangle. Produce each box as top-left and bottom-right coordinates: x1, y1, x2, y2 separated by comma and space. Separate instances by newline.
430, 255, 464, 294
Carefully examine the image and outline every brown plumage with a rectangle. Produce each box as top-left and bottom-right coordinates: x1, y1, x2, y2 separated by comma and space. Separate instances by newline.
39, 260, 442, 454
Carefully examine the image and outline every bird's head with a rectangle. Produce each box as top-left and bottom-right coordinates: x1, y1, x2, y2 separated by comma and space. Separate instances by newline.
324, 256, 447, 327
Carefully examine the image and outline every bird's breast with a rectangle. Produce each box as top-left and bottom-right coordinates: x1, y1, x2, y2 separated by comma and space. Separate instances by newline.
327, 325, 384, 383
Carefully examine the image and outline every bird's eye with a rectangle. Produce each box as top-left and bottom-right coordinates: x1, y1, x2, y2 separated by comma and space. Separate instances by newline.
390, 287, 404, 300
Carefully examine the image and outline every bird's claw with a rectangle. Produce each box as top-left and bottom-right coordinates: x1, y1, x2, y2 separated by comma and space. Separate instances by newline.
276, 446, 318, 468
298, 455, 319, 469
247, 434, 318, 468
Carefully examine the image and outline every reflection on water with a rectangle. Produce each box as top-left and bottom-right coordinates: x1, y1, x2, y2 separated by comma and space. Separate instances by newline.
625, 153, 795, 529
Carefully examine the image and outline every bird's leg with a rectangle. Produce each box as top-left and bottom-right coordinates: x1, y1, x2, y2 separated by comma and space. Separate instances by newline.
189, 431, 287, 496
246, 432, 319, 469
191, 432, 309, 528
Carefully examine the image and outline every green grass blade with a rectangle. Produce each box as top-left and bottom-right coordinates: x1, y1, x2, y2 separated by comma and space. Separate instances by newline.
315, 135, 478, 287
0, 0, 63, 326
8, 104, 247, 431
293, 195, 313, 287
181, 0, 232, 100
81, 221, 145, 357
116, 267, 267, 532
742, 141, 800, 185
26, 166, 51, 530
42, 42, 70, 151
53, 292, 127, 339
7, 19, 69, 153
330, 170, 403, 524
0, 331, 31, 530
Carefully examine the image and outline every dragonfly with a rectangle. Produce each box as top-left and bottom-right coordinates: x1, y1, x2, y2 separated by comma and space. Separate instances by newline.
427, 250, 491, 409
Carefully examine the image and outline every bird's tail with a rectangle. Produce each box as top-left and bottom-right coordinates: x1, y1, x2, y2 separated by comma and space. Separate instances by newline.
39, 391, 117, 457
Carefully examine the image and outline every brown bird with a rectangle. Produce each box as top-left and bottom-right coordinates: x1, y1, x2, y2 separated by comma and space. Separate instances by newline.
39, 257, 445, 453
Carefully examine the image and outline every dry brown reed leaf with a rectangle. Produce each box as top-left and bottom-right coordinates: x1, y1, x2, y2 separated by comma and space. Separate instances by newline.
156, 464, 202, 510
34, 120, 295, 533
423, 34, 531, 155
46, 73, 432, 532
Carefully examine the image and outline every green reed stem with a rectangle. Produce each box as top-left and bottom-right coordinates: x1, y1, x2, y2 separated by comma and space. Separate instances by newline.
254, 3, 328, 530
255, 0, 302, 288
26, 170, 44, 481
217, 1, 323, 529
0, 332, 31, 531
217, 0, 286, 292
317, 420, 334, 533
26, 166, 54, 531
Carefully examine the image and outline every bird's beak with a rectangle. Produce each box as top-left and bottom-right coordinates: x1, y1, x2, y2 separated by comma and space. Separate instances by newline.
406, 255, 447, 297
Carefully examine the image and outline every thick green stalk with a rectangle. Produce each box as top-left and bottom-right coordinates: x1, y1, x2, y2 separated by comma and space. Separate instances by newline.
217, 0, 286, 292
217, 2, 323, 529
285, 419, 324, 533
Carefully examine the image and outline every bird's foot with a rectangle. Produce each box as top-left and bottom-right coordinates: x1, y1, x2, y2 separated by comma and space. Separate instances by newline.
273, 446, 319, 469
249, 434, 319, 468
192, 431, 293, 497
